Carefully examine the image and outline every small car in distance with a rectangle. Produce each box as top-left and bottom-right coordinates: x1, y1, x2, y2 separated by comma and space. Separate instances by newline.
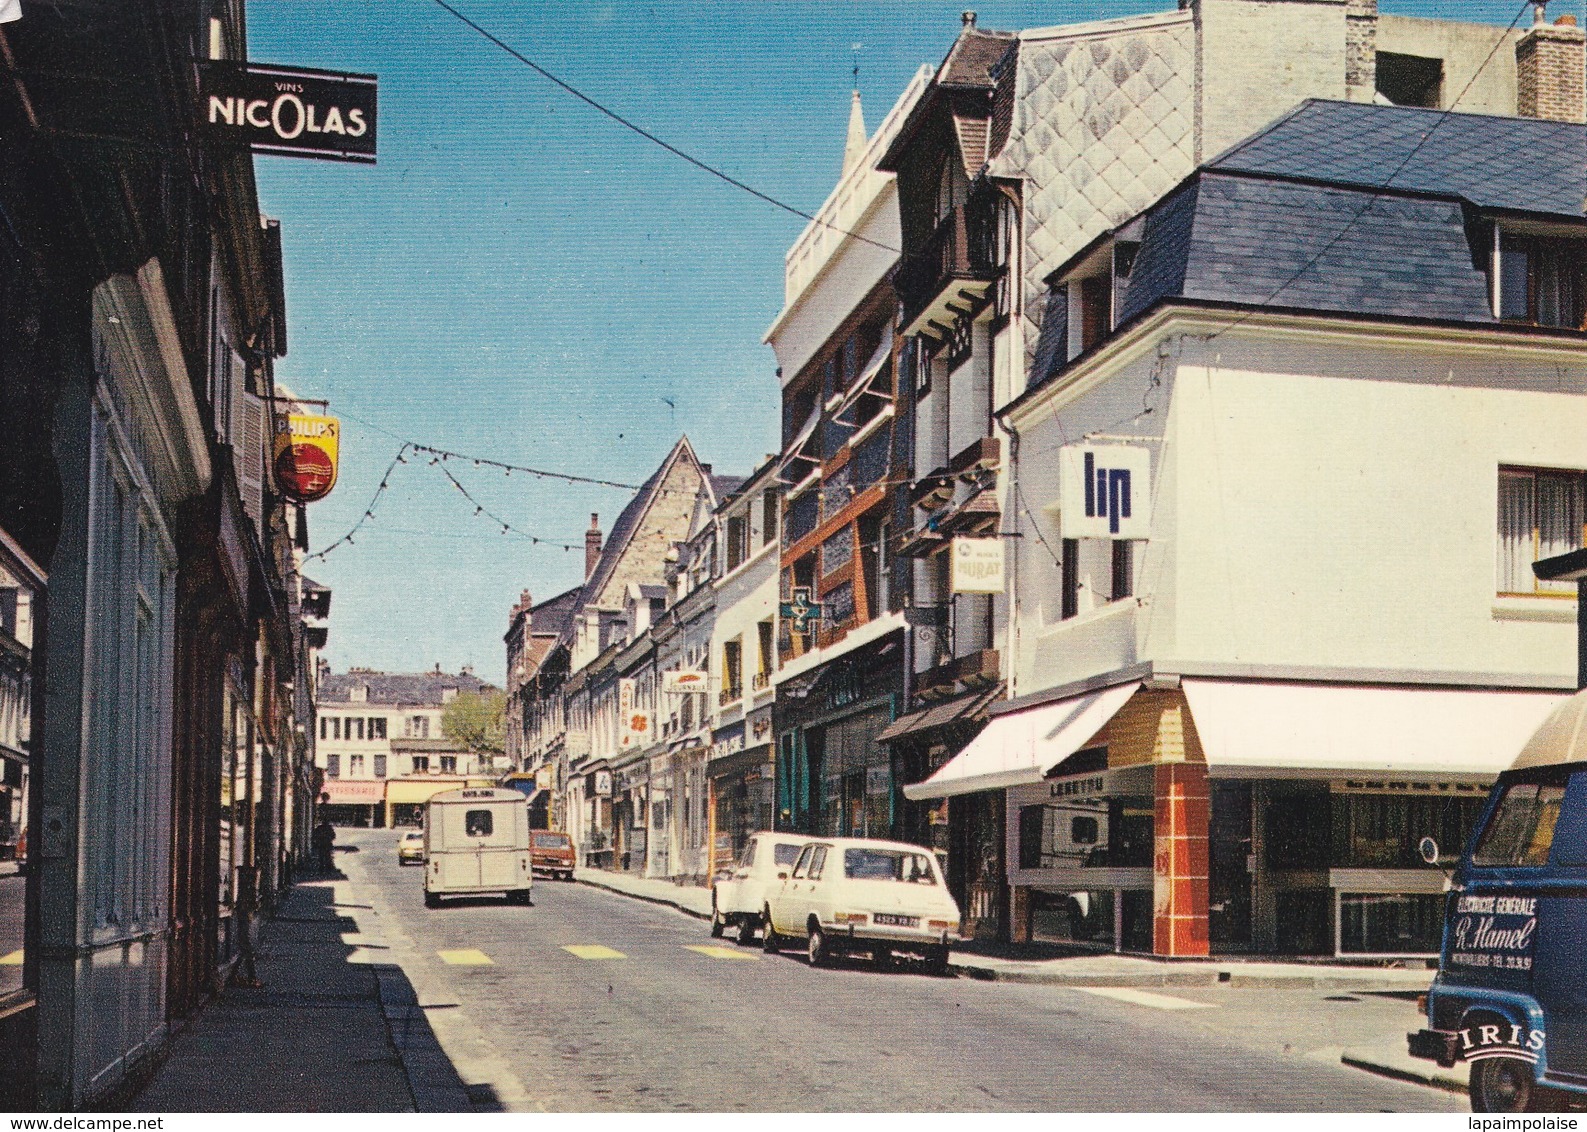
397, 829, 425, 865
764, 837, 962, 975
710, 831, 811, 944
531, 830, 576, 881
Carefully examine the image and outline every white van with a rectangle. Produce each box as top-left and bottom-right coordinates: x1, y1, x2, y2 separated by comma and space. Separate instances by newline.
423, 787, 533, 907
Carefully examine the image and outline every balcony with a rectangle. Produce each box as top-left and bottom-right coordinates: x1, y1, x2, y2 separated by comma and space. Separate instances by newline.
909, 469, 954, 511
719, 685, 742, 707
948, 435, 1001, 478
896, 205, 996, 340
752, 671, 771, 692
915, 648, 1001, 701
935, 487, 1001, 539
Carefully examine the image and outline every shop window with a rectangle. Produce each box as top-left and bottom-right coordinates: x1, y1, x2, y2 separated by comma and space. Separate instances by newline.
1497, 467, 1586, 594
1275, 889, 1332, 954
1030, 888, 1114, 946
1331, 792, 1487, 870
1018, 797, 1151, 869
1339, 892, 1445, 954
1264, 787, 1331, 870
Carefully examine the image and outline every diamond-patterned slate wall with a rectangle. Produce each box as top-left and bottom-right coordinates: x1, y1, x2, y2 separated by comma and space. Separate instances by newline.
991, 15, 1197, 368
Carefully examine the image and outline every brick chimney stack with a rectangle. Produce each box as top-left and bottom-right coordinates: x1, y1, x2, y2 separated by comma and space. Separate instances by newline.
585, 513, 603, 580
1517, 5, 1586, 123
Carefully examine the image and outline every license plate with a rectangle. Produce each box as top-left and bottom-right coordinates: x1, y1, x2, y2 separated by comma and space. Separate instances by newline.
873, 914, 919, 927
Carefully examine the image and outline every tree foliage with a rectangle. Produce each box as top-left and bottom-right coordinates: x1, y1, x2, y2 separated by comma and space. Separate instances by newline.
441, 688, 506, 756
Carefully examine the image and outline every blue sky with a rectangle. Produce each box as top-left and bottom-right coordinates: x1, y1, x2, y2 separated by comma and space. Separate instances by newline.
248, 0, 1567, 685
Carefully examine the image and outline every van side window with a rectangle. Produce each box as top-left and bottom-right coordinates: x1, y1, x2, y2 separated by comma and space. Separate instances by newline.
465, 810, 494, 838
807, 845, 828, 880
740, 841, 757, 869
1472, 781, 1567, 867
791, 845, 814, 878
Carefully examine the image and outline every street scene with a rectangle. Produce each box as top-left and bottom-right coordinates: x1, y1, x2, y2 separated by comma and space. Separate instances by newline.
5, 0, 1587, 1116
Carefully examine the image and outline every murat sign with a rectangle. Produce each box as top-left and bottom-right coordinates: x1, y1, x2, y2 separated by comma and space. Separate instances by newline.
1057, 444, 1150, 539
201, 63, 377, 163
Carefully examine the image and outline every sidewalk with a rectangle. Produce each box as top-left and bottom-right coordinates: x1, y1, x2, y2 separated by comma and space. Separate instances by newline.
573, 867, 1437, 990
129, 874, 473, 1113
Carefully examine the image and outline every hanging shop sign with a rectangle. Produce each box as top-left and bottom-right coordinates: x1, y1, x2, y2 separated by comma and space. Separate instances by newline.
594, 770, 613, 797
780, 587, 824, 634
662, 670, 708, 696
1058, 444, 1150, 539
618, 678, 652, 751
272, 412, 340, 503
950, 537, 1005, 594
201, 62, 377, 164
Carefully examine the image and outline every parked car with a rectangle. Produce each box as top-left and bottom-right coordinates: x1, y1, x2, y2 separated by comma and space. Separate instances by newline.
763, 837, 962, 974
710, 831, 811, 944
531, 830, 576, 881
396, 830, 425, 865
1408, 687, 1587, 1112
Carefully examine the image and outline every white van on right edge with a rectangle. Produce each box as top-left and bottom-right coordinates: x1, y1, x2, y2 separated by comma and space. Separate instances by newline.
423, 787, 532, 908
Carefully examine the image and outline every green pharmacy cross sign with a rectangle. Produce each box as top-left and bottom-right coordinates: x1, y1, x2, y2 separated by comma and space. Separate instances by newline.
780, 588, 824, 635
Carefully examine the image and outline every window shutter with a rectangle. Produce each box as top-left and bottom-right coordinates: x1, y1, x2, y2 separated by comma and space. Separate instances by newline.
236, 390, 267, 528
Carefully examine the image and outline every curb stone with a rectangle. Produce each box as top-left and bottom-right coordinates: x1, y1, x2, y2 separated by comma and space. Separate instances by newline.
1341, 1047, 1469, 1095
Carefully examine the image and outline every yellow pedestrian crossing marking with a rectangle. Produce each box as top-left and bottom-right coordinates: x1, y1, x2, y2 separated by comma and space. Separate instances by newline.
0, 950, 21, 966
1074, 986, 1215, 1011
684, 945, 759, 961
562, 944, 626, 960
437, 949, 494, 966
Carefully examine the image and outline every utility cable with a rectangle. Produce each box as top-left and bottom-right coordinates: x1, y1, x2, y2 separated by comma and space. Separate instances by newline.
427, 0, 905, 257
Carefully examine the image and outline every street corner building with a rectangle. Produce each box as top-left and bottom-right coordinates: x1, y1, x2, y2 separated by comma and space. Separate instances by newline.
499, 0, 1587, 965
0, 0, 328, 1108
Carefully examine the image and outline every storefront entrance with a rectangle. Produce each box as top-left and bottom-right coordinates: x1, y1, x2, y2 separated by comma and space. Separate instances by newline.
1209, 781, 1253, 950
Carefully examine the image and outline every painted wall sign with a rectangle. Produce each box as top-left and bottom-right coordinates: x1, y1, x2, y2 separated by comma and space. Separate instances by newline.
1058, 444, 1151, 539
950, 537, 1005, 594
1448, 894, 1538, 973
201, 62, 377, 164
272, 413, 340, 503
618, 678, 651, 750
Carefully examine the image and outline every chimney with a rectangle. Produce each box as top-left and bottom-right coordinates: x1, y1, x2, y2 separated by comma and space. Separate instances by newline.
1517, 5, 1586, 123
585, 513, 603, 579
961, 10, 976, 28
1345, 0, 1378, 104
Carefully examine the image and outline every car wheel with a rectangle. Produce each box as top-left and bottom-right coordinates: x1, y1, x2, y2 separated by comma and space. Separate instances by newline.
761, 909, 780, 953
924, 945, 951, 977
423, 891, 440, 909
1470, 1056, 1560, 1113
808, 925, 831, 968
872, 945, 893, 970
710, 896, 726, 938
509, 888, 532, 906
736, 914, 759, 947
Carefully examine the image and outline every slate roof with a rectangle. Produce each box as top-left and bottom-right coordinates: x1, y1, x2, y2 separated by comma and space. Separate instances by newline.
1117, 173, 1493, 325
530, 585, 581, 637
321, 669, 496, 706
1211, 100, 1587, 217
709, 473, 746, 500
576, 436, 700, 619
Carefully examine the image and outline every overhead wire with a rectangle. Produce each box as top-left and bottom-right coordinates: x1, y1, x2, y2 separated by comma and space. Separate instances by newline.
427, 0, 906, 257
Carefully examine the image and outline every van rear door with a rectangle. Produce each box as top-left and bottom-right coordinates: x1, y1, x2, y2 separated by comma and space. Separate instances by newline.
1535, 770, 1587, 1079
476, 803, 524, 890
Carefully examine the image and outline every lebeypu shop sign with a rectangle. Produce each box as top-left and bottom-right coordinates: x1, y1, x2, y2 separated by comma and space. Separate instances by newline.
201, 62, 377, 163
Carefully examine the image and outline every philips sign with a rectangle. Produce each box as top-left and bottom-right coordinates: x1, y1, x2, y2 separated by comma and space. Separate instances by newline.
1058, 444, 1150, 540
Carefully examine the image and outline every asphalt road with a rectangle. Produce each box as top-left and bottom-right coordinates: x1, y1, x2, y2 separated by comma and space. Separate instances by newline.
338, 828, 1464, 1113
0, 873, 22, 995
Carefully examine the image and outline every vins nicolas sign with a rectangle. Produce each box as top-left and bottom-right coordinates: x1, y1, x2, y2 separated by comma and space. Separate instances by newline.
201, 62, 377, 163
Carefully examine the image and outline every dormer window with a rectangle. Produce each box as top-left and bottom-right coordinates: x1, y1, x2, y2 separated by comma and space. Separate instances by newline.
1497, 233, 1587, 329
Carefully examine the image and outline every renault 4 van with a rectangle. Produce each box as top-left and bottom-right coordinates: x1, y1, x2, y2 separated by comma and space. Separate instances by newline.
423, 787, 532, 907
1408, 688, 1587, 1112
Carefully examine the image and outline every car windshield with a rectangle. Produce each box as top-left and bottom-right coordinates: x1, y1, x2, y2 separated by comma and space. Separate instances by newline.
843, 848, 938, 884
773, 843, 804, 867
1472, 778, 1569, 867
533, 833, 571, 848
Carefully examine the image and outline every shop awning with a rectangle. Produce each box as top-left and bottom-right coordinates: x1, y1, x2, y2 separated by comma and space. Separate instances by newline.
383, 776, 471, 805
1182, 678, 1568, 782
876, 684, 1002, 744
902, 681, 1140, 800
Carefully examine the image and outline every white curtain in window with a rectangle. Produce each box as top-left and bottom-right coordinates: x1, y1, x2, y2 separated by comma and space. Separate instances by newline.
1497, 472, 1534, 593
1538, 473, 1584, 592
